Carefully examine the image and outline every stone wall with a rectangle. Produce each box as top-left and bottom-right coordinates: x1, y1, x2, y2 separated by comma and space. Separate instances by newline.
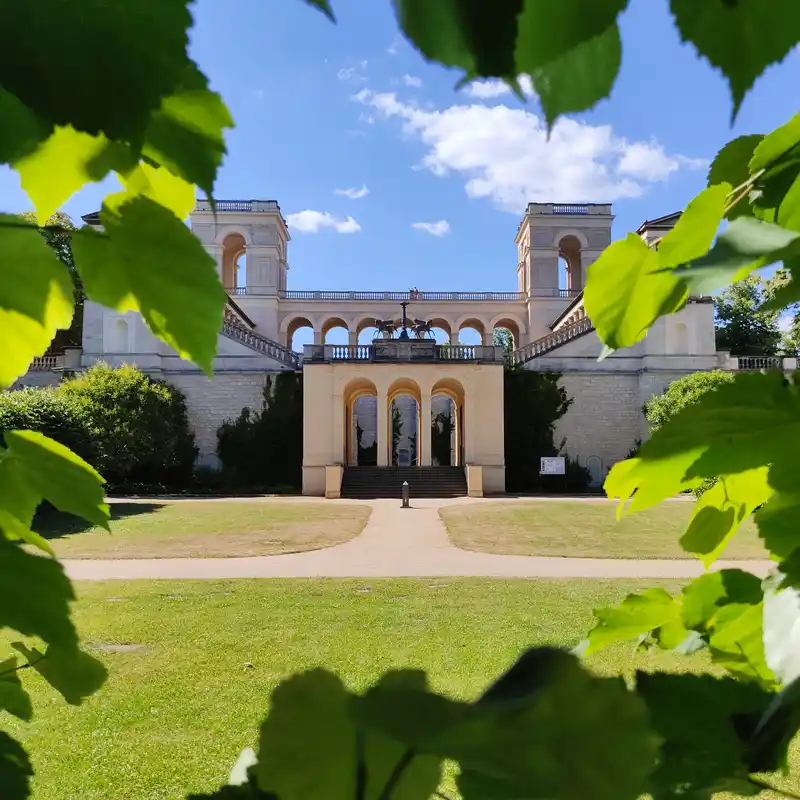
555, 373, 641, 471
166, 371, 277, 466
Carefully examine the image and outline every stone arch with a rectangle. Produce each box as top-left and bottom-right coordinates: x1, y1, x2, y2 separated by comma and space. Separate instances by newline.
551, 228, 589, 249
455, 315, 487, 345
673, 322, 690, 354
557, 233, 583, 292
221, 232, 247, 292
106, 316, 130, 353
427, 316, 453, 343
321, 316, 349, 345
431, 378, 465, 467
489, 313, 525, 349
214, 225, 253, 246
344, 378, 378, 466
387, 377, 422, 467
283, 315, 316, 350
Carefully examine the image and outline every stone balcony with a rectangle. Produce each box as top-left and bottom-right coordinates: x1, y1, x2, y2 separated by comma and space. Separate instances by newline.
303, 341, 506, 364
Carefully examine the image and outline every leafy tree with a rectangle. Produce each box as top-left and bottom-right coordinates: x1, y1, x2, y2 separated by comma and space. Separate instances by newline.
390, 404, 403, 465
19, 211, 83, 352
217, 372, 303, 489
492, 327, 514, 355
431, 410, 453, 467
714, 275, 782, 355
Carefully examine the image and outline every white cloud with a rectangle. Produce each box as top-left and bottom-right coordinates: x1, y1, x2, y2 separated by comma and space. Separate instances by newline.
286, 210, 362, 234
462, 75, 535, 99
334, 185, 370, 199
353, 89, 706, 213
387, 35, 403, 55
412, 220, 451, 237
337, 61, 368, 83
402, 74, 423, 88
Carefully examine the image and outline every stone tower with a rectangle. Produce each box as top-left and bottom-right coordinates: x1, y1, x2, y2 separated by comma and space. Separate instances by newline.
514, 203, 614, 296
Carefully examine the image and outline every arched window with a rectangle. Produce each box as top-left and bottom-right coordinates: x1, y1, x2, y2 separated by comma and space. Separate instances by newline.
558, 235, 583, 292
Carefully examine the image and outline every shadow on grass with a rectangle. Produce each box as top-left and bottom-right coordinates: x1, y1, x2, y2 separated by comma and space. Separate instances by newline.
34, 503, 163, 540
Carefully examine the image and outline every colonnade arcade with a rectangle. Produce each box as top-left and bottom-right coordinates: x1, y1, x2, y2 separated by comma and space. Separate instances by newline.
284, 313, 524, 352
343, 377, 464, 467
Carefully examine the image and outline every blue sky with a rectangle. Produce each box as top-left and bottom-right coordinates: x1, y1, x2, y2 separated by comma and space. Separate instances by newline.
1, 0, 798, 295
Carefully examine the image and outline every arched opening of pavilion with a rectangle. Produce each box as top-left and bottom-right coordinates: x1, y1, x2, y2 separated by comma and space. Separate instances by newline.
387, 378, 421, 467
344, 378, 378, 466
558, 234, 583, 292
457, 317, 486, 346
491, 317, 521, 354
431, 378, 465, 467
322, 317, 349, 346
287, 316, 314, 353
222, 232, 247, 293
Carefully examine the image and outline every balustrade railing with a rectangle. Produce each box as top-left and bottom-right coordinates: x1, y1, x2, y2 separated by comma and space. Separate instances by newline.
507, 316, 595, 366
30, 355, 59, 371
737, 356, 783, 371
303, 342, 504, 364
221, 318, 300, 369
276, 289, 578, 301
195, 199, 281, 213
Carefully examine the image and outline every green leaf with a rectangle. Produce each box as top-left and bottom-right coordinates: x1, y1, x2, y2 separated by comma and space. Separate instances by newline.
531, 24, 621, 129
357, 648, 658, 800
0, 217, 74, 388
709, 602, 774, 687
586, 588, 681, 655
751, 112, 800, 173
620, 372, 800, 497
0, 0, 194, 141
255, 669, 356, 800
302, 0, 335, 22
584, 233, 687, 350
676, 217, 800, 295
0, 89, 52, 164
14, 127, 121, 224
0, 730, 32, 800
515, 0, 627, 71
3, 430, 108, 529
0, 445, 52, 554
776, 168, 800, 234
142, 67, 233, 195
669, 0, 800, 121
105, 163, 196, 221
0, 657, 33, 721
658, 183, 730, 269
393, 0, 522, 82
636, 672, 769, 798
0, 538, 78, 650
680, 467, 772, 566
755, 490, 800, 560
708, 134, 764, 190
11, 643, 107, 706
682, 570, 763, 631
72, 197, 226, 375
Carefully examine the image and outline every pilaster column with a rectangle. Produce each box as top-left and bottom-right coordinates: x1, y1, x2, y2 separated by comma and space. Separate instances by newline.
313, 330, 323, 345
377, 391, 389, 466
332, 392, 345, 465
449, 330, 459, 345
420, 392, 432, 466
348, 330, 358, 347
203, 244, 224, 281
482, 329, 493, 346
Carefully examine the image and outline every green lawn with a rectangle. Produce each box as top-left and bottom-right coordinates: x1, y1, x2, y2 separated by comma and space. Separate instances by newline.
34, 501, 371, 559
441, 499, 771, 560
4, 578, 796, 799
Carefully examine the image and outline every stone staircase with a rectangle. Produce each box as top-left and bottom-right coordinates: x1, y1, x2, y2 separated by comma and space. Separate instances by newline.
340, 466, 468, 499
220, 299, 300, 369
506, 316, 594, 366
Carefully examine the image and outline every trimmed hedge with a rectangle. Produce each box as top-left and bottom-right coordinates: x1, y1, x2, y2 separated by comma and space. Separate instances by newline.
0, 387, 95, 462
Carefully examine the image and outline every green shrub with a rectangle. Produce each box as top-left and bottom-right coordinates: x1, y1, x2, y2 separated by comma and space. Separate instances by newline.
59, 363, 197, 491
0, 387, 95, 462
644, 370, 735, 433
217, 372, 303, 491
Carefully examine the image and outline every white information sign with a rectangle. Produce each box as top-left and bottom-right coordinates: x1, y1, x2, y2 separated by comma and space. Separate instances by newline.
539, 456, 566, 476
